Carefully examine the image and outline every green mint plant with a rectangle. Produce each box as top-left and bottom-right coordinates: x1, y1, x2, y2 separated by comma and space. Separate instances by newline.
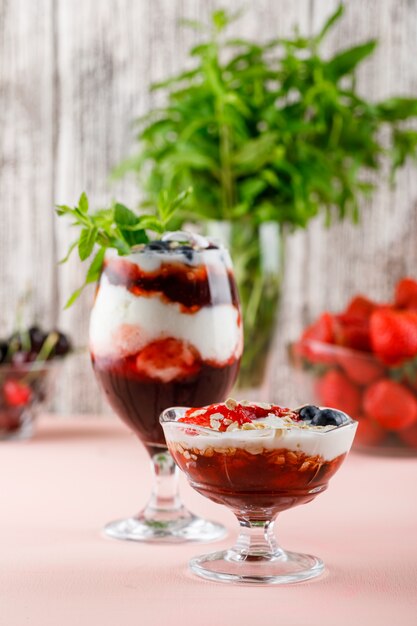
114, 5, 417, 388
57, 188, 192, 307
116, 4, 417, 227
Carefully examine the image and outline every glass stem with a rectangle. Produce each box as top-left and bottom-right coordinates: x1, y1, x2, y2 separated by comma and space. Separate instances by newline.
143, 450, 184, 521
233, 517, 282, 560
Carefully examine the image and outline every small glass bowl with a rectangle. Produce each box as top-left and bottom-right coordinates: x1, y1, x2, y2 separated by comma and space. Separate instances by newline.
160, 406, 357, 585
290, 339, 417, 456
0, 361, 57, 441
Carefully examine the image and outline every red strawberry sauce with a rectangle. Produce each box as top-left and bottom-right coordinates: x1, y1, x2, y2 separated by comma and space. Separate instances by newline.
179, 402, 297, 431
103, 257, 240, 312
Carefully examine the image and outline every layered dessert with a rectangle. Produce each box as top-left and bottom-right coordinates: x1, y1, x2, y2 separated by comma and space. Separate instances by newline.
163, 400, 357, 518
90, 233, 243, 453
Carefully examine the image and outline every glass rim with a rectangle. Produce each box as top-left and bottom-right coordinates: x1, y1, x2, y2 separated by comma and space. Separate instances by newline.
160, 406, 357, 437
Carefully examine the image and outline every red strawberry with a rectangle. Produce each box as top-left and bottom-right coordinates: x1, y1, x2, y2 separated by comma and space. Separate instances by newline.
333, 313, 372, 352
337, 350, 384, 386
135, 338, 201, 383
301, 312, 335, 344
299, 313, 336, 364
3, 379, 32, 407
354, 416, 385, 447
344, 295, 378, 321
370, 309, 417, 365
363, 379, 417, 431
398, 421, 417, 449
395, 277, 417, 310
315, 369, 362, 416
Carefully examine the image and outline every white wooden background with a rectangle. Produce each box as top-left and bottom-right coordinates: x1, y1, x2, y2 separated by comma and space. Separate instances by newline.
1, 0, 417, 414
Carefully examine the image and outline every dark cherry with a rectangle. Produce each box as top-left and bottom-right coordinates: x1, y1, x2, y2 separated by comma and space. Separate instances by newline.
29, 326, 47, 352
53, 332, 71, 357
0, 341, 8, 364
297, 405, 320, 421
10, 351, 37, 366
311, 408, 348, 427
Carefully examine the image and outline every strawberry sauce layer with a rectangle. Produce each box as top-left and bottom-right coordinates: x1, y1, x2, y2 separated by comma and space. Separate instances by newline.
169, 440, 346, 518
93, 359, 240, 452
103, 257, 240, 312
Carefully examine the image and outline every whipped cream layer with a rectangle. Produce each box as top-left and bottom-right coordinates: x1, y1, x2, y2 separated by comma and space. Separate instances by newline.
90, 274, 242, 363
165, 413, 357, 462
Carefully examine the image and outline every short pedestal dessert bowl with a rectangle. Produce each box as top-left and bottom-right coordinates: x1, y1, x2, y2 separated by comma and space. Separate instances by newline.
160, 400, 357, 585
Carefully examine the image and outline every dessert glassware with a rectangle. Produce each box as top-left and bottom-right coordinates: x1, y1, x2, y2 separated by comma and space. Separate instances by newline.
90, 232, 243, 542
0, 361, 56, 441
161, 401, 357, 584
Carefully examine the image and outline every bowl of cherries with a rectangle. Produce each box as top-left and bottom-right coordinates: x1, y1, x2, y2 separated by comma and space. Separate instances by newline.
0, 326, 71, 440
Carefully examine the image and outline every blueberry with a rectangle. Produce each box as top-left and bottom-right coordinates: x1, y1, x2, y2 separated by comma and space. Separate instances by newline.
146, 241, 170, 252
297, 405, 320, 421
29, 326, 47, 352
177, 245, 194, 262
311, 408, 349, 427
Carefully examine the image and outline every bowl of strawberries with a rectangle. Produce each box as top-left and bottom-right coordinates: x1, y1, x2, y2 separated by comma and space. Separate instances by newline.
0, 326, 71, 441
291, 278, 417, 455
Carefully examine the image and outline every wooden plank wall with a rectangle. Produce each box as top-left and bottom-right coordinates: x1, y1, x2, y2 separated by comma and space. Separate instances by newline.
1, 0, 416, 414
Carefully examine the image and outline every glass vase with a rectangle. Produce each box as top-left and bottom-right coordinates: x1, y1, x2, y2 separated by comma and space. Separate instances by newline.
206, 220, 283, 393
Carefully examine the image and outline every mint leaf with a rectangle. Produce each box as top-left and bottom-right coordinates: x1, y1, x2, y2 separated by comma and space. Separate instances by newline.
59, 240, 78, 264
114, 203, 148, 246
64, 287, 85, 309
325, 41, 377, 79
78, 192, 89, 214
315, 3, 344, 44
57, 188, 189, 309
78, 227, 98, 261
86, 247, 106, 283
109, 237, 132, 256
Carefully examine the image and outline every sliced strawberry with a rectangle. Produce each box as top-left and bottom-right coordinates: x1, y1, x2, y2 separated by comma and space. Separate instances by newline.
135, 338, 201, 383
337, 350, 384, 386
370, 309, 417, 365
315, 369, 362, 416
179, 402, 294, 431
354, 416, 385, 447
3, 379, 32, 407
395, 277, 417, 310
363, 379, 417, 431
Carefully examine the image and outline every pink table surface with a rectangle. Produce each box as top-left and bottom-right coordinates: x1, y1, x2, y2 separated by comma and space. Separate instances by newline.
1, 416, 416, 626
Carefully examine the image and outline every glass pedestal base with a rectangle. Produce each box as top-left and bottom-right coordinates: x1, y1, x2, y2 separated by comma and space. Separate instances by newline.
104, 510, 226, 544
189, 547, 324, 584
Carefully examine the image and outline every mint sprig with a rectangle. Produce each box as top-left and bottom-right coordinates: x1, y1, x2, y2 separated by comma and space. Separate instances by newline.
56, 188, 192, 308
116, 5, 417, 228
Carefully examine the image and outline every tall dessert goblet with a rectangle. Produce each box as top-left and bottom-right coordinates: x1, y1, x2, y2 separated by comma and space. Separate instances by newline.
89, 232, 242, 542
161, 401, 357, 583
